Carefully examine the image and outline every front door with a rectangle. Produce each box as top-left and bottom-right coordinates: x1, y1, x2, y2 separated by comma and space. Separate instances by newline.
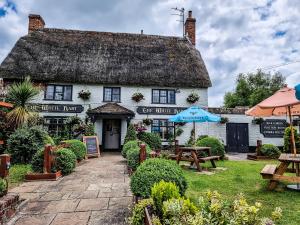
103, 119, 121, 151
226, 123, 249, 153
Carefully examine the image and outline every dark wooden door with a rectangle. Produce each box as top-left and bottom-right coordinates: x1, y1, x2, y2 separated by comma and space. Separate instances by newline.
226, 123, 249, 152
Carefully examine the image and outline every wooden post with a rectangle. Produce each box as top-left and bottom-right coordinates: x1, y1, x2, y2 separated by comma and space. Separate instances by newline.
0, 154, 10, 178
175, 140, 179, 155
140, 144, 147, 163
288, 106, 297, 157
256, 140, 262, 156
43, 145, 52, 174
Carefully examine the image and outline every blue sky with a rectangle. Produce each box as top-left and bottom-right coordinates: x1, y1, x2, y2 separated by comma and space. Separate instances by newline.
0, 0, 299, 106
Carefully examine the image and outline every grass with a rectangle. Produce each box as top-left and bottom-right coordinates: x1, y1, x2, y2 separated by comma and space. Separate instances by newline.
183, 160, 300, 225
8, 164, 32, 189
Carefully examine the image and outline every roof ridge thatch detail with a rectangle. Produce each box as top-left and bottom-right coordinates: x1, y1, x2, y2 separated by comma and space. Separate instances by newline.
0, 27, 212, 88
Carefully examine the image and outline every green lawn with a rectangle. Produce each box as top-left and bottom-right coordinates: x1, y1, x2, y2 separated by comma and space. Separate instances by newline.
183, 160, 300, 225
8, 164, 32, 189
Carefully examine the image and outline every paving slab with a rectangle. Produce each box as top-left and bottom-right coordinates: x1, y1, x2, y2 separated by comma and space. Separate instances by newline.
8, 153, 132, 224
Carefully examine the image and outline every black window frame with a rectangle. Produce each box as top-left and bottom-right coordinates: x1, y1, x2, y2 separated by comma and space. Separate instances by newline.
152, 89, 176, 104
43, 116, 68, 136
44, 84, 73, 101
151, 119, 175, 141
103, 87, 121, 103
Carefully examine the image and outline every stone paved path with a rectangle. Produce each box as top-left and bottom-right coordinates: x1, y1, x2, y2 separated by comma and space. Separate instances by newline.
8, 153, 133, 225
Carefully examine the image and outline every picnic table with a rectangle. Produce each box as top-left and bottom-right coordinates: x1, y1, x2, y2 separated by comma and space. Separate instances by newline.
261, 153, 300, 190
176, 146, 220, 172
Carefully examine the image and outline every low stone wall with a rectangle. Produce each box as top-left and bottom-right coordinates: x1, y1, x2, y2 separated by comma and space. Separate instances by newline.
0, 193, 19, 224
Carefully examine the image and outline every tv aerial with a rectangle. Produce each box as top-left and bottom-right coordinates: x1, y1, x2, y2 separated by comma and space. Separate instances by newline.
171, 7, 185, 37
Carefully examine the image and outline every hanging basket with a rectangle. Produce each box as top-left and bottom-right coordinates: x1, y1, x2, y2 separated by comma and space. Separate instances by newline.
186, 93, 200, 104
132, 93, 144, 102
78, 90, 91, 100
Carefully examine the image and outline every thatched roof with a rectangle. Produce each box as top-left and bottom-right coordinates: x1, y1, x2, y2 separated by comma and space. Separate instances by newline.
88, 103, 135, 116
0, 28, 211, 88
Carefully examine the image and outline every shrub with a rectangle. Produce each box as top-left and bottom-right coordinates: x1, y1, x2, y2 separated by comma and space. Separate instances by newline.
55, 148, 76, 175
127, 143, 151, 170
31, 149, 44, 173
7, 126, 48, 164
138, 132, 161, 150
122, 140, 139, 158
0, 178, 7, 196
283, 127, 300, 153
130, 158, 187, 198
151, 181, 181, 217
63, 140, 86, 161
261, 144, 281, 158
196, 136, 225, 158
44, 135, 55, 145
124, 124, 137, 144
128, 198, 153, 225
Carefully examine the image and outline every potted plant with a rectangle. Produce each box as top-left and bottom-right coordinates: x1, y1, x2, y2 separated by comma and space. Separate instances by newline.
131, 92, 144, 102
252, 117, 264, 125
220, 117, 229, 124
142, 118, 152, 126
186, 93, 200, 104
78, 90, 91, 100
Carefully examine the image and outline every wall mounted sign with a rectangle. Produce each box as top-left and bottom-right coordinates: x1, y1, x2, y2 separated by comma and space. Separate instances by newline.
83, 136, 100, 158
260, 119, 287, 138
28, 104, 84, 113
137, 106, 186, 115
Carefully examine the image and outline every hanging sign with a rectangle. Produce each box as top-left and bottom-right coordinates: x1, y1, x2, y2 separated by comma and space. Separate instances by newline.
27, 104, 84, 113
295, 84, 300, 101
83, 136, 100, 158
260, 119, 287, 138
137, 106, 186, 115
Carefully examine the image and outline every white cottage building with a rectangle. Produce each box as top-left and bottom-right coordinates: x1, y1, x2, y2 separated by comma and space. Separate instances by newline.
1, 13, 296, 152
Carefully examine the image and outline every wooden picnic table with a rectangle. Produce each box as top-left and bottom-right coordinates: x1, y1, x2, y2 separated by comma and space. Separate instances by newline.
176, 146, 220, 172
261, 153, 300, 190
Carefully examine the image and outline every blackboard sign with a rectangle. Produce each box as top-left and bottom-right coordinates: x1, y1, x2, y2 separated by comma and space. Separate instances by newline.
137, 106, 186, 115
260, 119, 287, 138
27, 104, 84, 113
83, 136, 100, 158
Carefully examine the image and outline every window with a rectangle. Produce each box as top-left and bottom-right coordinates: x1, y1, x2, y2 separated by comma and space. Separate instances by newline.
43, 117, 68, 136
151, 119, 175, 140
103, 87, 121, 102
44, 85, 72, 101
152, 89, 175, 104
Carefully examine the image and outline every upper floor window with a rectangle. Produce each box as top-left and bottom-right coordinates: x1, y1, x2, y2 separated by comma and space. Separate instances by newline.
44, 85, 72, 101
103, 87, 121, 102
152, 89, 175, 104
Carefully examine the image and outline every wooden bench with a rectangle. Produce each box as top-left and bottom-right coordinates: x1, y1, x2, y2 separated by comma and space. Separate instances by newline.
260, 164, 277, 179
198, 156, 220, 168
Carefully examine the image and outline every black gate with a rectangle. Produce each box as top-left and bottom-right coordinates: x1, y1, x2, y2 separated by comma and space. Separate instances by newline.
226, 123, 249, 153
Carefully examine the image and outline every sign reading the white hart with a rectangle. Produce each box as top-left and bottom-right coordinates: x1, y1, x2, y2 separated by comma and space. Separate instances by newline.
28, 104, 84, 113
137, 106, 186, 115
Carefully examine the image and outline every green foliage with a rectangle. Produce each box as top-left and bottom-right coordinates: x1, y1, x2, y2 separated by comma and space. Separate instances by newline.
127, 143, 151, 170
124, 124, 137, 144
31, 149, 44, 173
44, 135, 54, 145
138, 132, 161, 150
283, 127, 300, 153
7, 126, 48, 164
0, 178, 7, 196
130, 158, 187, 198
261, 144, 281, 158
151, 181, 181, 217
196, 136, 225, 157
6, 77, 40, 127
84, 122, 95, 136
128, 198, 153, 225
55, 148, 76, 175
8, 164, 32, 188
63, 139, 86, 161
122, 140, 138, 158
224, 70, 285, 108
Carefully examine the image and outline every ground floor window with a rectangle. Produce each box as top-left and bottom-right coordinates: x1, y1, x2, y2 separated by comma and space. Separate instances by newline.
43, 117, 68, 136
151, 119, 174, 140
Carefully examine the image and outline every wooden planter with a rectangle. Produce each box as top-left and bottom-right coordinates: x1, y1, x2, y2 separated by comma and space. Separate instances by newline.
247, 153, 274, 161
144, 207, 153, 225
25, 171, 62, 181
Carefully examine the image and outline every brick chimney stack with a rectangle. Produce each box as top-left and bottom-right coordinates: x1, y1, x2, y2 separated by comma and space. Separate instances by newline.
185, 10, 196, 45
28, 14, 45, 33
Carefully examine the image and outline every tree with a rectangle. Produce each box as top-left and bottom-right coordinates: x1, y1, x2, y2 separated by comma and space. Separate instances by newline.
6, 77, 40, 127
224, 70, 286, 108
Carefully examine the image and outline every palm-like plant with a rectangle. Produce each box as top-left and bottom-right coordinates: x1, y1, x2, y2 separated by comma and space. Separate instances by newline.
6, 77, 40, 127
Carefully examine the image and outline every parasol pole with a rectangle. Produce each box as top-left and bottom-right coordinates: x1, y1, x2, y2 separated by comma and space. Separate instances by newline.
193, 121, 196, 146
288, 106, 297, 157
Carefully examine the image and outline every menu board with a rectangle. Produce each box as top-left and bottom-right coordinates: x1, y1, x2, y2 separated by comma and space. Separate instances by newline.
83, 136, 100, 157
260, 119, 287, 138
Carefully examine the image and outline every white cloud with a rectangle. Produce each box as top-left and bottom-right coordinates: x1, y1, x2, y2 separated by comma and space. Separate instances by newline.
0, 0, 299, 106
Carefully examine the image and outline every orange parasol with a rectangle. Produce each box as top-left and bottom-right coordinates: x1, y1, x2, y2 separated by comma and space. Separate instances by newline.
0, 102, 13, 108
246, 86, 300, 157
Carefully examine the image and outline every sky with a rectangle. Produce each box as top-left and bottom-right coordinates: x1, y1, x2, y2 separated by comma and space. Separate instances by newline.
0, 0, 299, 106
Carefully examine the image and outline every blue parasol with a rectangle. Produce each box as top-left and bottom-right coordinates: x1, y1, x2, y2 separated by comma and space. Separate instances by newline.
169, 106, 220, 144
295, 84, 300, 101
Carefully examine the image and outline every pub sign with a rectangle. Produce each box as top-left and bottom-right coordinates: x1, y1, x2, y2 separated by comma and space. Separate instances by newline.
28, 104, 84, 113
260, 119, 287, 138
137, 106, 186, 115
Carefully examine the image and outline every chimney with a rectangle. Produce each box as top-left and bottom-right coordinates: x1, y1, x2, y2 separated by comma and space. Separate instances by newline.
28, 14, 45, 33
185, 10, 196, 45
